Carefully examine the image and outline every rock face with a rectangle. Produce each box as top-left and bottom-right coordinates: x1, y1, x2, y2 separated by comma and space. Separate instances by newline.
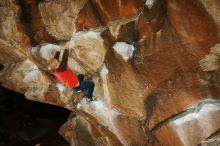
0, 0, 220, 146
0, 0, 30, 64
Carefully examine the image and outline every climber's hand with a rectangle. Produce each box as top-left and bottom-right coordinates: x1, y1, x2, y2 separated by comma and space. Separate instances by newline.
61, 42, 70, 49
59, 46, 67, 50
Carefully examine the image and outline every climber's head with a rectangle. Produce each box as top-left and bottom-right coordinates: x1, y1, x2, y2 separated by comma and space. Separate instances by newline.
47, 58, 59, 71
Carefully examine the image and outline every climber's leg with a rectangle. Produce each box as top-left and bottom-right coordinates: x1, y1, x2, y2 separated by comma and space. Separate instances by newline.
73, 74, 84, 93
79, 81, 95, 101
77, 74, 84, 82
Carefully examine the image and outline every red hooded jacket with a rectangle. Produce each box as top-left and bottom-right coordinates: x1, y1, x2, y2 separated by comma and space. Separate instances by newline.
51, 67, 79, 88
50, 49, 79, 88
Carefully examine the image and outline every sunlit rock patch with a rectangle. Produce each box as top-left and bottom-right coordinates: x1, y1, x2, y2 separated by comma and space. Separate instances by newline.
113, 42, 135, 61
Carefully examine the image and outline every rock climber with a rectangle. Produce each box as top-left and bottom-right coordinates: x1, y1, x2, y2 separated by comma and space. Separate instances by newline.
45, 47, 95, 102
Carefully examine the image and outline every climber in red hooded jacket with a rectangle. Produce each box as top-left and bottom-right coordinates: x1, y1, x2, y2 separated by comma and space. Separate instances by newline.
47, 48, 95, 102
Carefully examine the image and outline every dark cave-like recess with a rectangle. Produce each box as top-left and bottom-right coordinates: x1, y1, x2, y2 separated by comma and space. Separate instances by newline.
0, 65, 4, 71
0, 86, 71, 146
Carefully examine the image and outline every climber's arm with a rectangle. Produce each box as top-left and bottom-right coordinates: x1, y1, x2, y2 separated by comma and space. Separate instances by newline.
56, 49, 69, 72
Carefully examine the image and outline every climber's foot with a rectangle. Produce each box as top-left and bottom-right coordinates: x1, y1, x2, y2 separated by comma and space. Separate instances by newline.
86, 97, 95, 103
73, 88, 81, 93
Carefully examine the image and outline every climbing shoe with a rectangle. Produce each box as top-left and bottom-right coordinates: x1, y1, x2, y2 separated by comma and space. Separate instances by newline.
86, 97, 95, 103
73, 87, 81, 93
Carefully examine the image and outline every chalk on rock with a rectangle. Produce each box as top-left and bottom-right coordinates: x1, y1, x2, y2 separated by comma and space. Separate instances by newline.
39, 44, 60, 61
113, 42, 135, 61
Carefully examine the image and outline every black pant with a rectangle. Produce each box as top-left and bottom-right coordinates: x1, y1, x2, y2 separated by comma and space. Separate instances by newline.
74, 74, 95, 99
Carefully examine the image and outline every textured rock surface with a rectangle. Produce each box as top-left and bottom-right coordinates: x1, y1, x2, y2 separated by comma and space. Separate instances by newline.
39, 0, 87, 40
0, 0, 220, 146
154, 100, 220, 146
201, 129, 220, 146
0, 0, 30, 64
